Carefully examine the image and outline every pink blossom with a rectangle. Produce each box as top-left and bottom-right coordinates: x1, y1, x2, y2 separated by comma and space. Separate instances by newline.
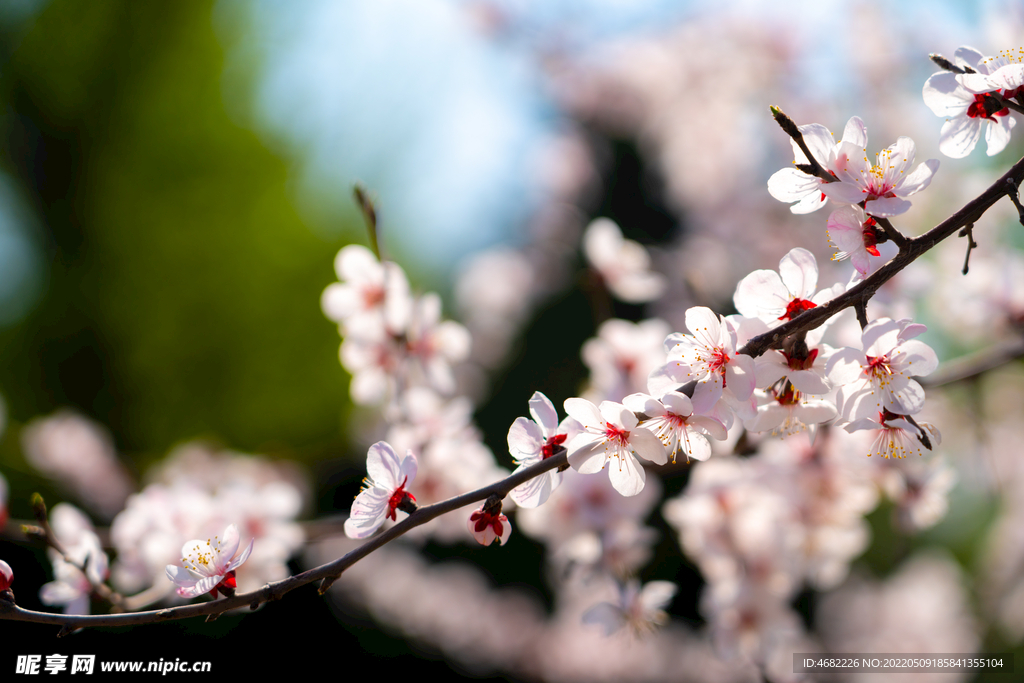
821, 131, 938, 217
923, 47, 1017, 158
623, 391, 726, 463
344, 441, 418, 539
657, 307, 756, 416
0, 559, 12, 592
563, 398, 667, 497
40, 504, 109, 615
507, 392, 581, 508
321, 244, 411, 334
767, 116, 867, 214
845, 409, 941, 459
955, 46, 1024, 95
468, 506, 511, 546
826, 205, 893, 277
582, 579, 677, 636
165, 524, 254, 599
745, 386, 837, 437
826, 319, 939, 422
733, 248, 840, 327
583, 218, 667, 303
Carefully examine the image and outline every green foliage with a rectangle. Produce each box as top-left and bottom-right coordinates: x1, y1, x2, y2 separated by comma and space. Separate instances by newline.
0, 0, 355, 463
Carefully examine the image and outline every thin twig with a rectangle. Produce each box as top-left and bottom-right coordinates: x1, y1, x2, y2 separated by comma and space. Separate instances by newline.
739, 152, 1024, 358
920, 337, 1024, 387
991, 90, 1024, 117
959, 223, 977, 275
770, 106, 834, 183
27, 495, 126, 611
0, 451, 569, 633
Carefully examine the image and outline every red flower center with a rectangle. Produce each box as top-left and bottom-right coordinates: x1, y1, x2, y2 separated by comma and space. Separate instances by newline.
541, 433, 568, 459
210, 570, 237, 598
861, 217, 881, 257
470, 510, 504, 537
967, 93, 1009, 120
604, 422, 630, 445
778, 298, 817, 321
387, 477, 415, 521
775, 385, 800, 406
784, 347, 818, 371
865, 354, 891, 378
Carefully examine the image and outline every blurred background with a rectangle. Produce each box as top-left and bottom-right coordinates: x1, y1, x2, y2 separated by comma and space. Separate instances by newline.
0, 0, 1023, 680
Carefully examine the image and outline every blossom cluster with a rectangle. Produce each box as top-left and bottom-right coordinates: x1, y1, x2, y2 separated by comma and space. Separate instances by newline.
5, 35, 1021, 682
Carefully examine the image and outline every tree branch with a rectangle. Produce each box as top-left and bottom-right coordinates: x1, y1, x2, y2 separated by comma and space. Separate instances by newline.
0, 451, 569, 633
739, 152, 1024, 358
770, 106, 835, 183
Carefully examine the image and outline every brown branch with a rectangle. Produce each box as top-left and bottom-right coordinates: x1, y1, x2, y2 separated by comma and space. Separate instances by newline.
770, 106, 835, 183
739, 152, 1024, 358
920, 337, 1024, 387
959, 223, 978, 275
872, 216, 909, 249
0, 450, 569, 633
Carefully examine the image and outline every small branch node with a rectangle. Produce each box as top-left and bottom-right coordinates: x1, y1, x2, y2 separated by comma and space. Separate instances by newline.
770, 106, 832, 181
959, 223, 978, 275
929, 53, 964, 74
318, 576, 338, 596
1007, 177, 1024, 227
57, 624, 79, 638
855, 299, 869, 330
874, 217, 909, 249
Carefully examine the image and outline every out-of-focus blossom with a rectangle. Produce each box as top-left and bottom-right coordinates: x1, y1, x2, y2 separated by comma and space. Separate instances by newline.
456, 248, 536, 369
767, 116, 867, 214
923, 47, 1018, 158
0, 559, 11, 592
582, 579, 677, 636
822, 131, 939, 217
344, 441, 418, 539
507, 392, 581, 508
583, 218, 666, 303
165, 524, 254, 599
21, 411, 134, 518
404, 292, 472, 395
40, 558, 95, 615
517, 466, 662, 552
582, 318, 671, 403
563, 398, 667, 497
0, 470, 7, 530
468, 505, 511, 546
818, 553, 980, 668
702, 580, 805, 666
878, 457, 956, 532
321, 244, 411, 334
110, 444, 305, 602
40, 504, 108, 615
